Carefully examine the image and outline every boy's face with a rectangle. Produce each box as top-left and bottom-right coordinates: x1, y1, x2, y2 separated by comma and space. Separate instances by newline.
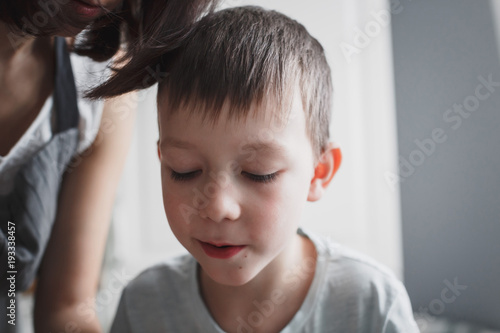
158, 93, 317, 286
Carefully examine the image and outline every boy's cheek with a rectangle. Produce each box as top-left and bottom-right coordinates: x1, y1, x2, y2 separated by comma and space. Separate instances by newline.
249, 195, 287, 229
163, 196, 188, 221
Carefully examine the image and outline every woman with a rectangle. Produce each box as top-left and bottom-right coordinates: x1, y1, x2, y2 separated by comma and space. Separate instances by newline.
0, 0, 218, 331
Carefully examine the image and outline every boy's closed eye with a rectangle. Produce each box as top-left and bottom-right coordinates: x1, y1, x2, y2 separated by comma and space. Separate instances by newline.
170, 169, 201, 181
169, 169, 279, 184
241, 171, 279, 183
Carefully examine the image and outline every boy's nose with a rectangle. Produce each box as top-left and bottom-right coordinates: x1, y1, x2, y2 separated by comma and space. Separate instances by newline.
198, 184, 241, 223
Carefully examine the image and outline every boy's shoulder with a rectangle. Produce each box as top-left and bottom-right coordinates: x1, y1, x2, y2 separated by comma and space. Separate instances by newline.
118, 253, 197, 317
112, 254, 214, 332
327, 241, 403, 291
301, 228, 418, 331
124, 253, 195, 295
304, 227, 401, 287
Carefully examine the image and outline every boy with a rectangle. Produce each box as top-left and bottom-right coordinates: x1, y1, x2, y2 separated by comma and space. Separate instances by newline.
106, 6, 419, 333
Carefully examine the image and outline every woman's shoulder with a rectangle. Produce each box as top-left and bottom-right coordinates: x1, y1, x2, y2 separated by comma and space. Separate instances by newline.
70, 51, 110, 93
69, 52, 111, 154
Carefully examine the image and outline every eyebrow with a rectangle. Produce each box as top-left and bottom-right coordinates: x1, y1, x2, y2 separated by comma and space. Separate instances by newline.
161, 137, 197, 150
161, 137, 286, 155
240, 141, 286, 154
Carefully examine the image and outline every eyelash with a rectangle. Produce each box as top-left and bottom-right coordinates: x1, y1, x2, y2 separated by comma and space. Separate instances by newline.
242, 171, 279, 183
170, 170, 201, 181
170, 170, 279, 184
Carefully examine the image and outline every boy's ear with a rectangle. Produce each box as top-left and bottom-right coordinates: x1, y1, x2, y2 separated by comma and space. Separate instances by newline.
307, 142, 342, 202
157, 140, 161, 160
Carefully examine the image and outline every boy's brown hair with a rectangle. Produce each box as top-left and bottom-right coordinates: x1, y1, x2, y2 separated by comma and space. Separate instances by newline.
89, 6, 333, 156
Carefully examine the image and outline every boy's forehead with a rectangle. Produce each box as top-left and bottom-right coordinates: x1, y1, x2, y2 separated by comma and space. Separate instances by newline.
158, 91, 316, 165
158, 92, 298, 130
161, 134, 288, 156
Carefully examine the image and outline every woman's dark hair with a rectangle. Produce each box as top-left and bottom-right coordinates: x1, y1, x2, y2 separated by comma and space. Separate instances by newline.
0, 0, 219, 62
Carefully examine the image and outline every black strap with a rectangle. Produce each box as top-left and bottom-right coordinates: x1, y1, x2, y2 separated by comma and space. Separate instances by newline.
53, 37, 80, 133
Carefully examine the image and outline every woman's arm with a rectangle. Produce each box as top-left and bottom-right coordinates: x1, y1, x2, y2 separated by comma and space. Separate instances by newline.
34, 93, 136, 333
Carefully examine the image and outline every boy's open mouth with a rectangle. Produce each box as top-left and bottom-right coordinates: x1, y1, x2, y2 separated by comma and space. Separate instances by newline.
198, 241, 246, 259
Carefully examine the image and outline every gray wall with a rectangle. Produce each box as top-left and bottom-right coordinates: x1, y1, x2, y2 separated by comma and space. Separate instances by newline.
392, 0, 500, 329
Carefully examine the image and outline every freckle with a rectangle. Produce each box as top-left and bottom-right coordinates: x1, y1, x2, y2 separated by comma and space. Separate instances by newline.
239, 267, 242, 269
244, 255, 247, 258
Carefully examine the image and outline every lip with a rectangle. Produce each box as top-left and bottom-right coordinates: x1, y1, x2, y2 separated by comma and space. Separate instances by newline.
71, 0, 103, 19
199, 241, 246, 259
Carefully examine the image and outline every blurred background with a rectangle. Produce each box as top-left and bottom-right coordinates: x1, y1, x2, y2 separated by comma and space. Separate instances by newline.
17, 0, 500, 332
392, 0, 500, 331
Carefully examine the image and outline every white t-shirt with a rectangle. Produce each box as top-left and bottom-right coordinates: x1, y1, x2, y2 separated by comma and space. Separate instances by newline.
0, 52, 108, 195
110, 228, 419, 333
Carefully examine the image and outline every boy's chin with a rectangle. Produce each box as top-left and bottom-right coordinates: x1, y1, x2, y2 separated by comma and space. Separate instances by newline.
199, 264, 259, 288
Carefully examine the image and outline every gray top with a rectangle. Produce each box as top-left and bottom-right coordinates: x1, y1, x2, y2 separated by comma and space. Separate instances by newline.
0, 37, 81, 331
111, 229, 419, 333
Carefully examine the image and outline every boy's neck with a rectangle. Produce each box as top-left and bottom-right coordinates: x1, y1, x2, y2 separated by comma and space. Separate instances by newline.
199, 233, 317, 333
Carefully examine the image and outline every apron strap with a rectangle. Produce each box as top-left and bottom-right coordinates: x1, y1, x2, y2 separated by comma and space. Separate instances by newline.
53, 37, 80, 134
0, 36, 82, 331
